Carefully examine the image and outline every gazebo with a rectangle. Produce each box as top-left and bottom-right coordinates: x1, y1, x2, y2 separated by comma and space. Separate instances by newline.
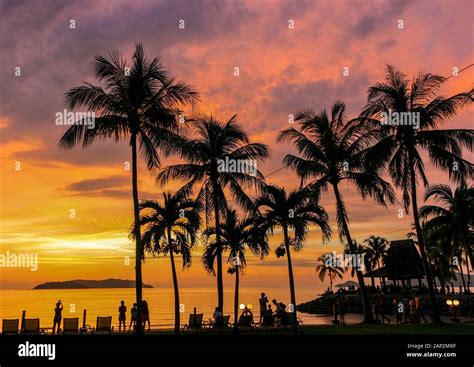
363, 239, 425, 288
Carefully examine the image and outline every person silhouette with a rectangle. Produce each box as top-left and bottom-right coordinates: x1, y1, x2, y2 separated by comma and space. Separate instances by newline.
129, 303, 137, 332
52, 300, 63, 334
142, 300, 150, 331
118, 300, 127, 332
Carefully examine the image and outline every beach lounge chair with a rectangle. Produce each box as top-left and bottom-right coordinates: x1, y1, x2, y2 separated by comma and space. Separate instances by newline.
23, 318, 40, 334
236, 315, 255, 329
62, 317, 79, 334
94, 316, 112, 334
210, 315, 230, 330
182, 313, 204, 331
2, 319, 19, 335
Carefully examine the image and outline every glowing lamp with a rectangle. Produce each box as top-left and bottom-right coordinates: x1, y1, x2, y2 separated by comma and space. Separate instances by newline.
247, 304, 253, 310
446, 299, 453, 306
239, 304, 245, 310
453, 300, 459, 306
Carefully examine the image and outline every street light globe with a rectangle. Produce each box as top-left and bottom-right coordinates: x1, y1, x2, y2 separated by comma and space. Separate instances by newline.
239, 303, 245, 310
446, 299, 453, 306
247, 304, 253, 310
453, 300, 459, 306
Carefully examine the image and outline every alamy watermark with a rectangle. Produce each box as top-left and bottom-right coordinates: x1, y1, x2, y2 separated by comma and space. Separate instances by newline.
18, 342, 55, 361
380, 109, 420, 129
0, 251, 38, 271
55, 109, 95, 129
217, 157, 257, 176
323, 251, 365, 271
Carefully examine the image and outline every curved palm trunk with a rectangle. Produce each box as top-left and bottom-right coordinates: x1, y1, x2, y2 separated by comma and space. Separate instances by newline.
459, 261, 467, 294
409, 154, 441, 323
283, 225, 298, 334
332, 183, 373, 323
233, 265, 239, 332
439, 262, 446, 294
167, 229, 180, 334
465, 253, 471, 293
212, 179, 224, 312
131, 134, 144, 334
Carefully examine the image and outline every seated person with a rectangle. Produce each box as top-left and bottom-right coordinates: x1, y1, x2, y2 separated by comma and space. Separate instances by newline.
238, 307, 254, 326
208, 307, 222, 326
262, 305, 274, 326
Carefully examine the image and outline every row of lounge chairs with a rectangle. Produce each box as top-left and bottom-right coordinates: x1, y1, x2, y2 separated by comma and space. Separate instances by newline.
2, 312, 303, 334
1, 316, 113, 335
182, 312, 303, 332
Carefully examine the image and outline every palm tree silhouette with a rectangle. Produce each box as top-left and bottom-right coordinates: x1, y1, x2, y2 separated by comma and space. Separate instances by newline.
360, 65, 473, 322
132, 190, 201, 334
316, 254, 345, 292
420, 183, 473, 294
203, 208, 269, 331
363, 236, 389, 286
254, 184, 331, 333
58, 43, 199, 333
157, 115, 269, 311
278, 101, 395, 322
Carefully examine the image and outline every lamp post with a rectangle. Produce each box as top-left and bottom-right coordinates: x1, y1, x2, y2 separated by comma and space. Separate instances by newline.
446, 299, 460, 322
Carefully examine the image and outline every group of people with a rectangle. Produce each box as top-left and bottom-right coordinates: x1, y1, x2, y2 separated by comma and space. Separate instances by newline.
207, 292, 293, 328
118, 300, 151, 332
259, 293, 292, 327
50, 299, 152, 333
391, 293, 427, 324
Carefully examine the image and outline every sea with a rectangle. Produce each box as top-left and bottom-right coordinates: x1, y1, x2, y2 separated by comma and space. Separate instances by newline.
0, 286, 347, 330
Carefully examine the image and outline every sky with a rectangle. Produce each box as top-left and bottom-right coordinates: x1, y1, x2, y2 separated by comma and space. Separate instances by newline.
0, 0, 473, 290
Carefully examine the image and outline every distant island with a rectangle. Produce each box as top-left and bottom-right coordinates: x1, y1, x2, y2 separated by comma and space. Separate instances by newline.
33, 278, 153, 289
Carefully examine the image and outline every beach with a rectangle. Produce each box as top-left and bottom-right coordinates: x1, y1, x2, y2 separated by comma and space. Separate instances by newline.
0, 286, 330, 330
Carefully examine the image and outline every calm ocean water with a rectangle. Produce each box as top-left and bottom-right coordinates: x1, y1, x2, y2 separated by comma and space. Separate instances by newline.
0, 286, 341, 329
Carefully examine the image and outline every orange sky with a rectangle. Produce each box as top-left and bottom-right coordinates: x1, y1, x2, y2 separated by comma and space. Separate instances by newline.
0, 0, 472, 289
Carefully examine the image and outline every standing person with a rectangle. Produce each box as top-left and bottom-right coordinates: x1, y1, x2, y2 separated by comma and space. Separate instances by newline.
118, 300, 127, 332
339, 295, 346, 324
379, 293, 390, 324
259, 293, 268, 323
403, 295, 410, 324
372, 300, 379, 323
129, 303, 137, 332
408, 295, 416, 324
142, 300, 150, 331
52, 300, 63, 334
414, 294, 427, 324
393, 297, 402, 325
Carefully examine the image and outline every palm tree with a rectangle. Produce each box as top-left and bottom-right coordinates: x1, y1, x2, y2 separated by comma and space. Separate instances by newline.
58, 44, 199, 333
363, 236, 389, 286
203, 208, 269, 331
420, 183, 473, 293
278, 101, 395, 322
254, 184, 331, 333
157, 115, 269, 311
316, 254, 344, 292
131, 191, 201, 334
360, 65, 473, 322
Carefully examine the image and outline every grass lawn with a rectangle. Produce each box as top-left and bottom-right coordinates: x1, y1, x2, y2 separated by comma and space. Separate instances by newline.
301, 323, 474, 335
172, 323, 474, 336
